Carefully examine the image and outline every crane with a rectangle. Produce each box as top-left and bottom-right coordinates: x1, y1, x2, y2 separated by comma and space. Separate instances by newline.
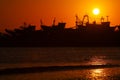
82, 15, 89, 26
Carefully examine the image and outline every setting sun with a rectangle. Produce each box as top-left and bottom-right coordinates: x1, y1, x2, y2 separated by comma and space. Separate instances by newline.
93, 8, 100, 15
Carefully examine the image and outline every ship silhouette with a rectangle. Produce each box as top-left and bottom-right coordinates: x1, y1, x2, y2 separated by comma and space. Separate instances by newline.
0, 15, 120, 47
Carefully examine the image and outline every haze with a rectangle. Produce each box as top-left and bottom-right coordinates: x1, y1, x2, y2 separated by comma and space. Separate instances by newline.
0, 0, 120, 32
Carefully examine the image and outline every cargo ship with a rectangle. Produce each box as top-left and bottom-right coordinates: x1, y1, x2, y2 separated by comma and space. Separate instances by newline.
0, 15, 120, 47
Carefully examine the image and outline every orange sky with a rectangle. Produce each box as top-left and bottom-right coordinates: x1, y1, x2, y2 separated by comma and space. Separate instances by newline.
0, 0, 120, 32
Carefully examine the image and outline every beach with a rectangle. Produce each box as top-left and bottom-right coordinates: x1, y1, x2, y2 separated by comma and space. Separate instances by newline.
0, 47, 120, 80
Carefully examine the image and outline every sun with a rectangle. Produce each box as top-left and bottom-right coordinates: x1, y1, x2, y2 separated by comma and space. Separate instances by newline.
93, 8, 100, 15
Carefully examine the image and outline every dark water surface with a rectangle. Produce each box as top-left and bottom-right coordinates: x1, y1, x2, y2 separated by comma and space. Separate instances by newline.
0, 47, 120, 80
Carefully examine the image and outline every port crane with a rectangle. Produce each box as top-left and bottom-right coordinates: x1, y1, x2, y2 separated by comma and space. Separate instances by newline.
76, 15, 109, 28
75, 14, 89, 27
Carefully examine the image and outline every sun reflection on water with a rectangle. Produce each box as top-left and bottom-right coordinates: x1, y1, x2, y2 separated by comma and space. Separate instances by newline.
94, 69, 102, 73
90, 69, 107, 80
87, 56, 108, 79
89, 56, 107, 65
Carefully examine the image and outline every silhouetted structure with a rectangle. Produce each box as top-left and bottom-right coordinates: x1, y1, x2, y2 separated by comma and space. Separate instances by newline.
41, 19, 66, 31
0, 15, 120, 47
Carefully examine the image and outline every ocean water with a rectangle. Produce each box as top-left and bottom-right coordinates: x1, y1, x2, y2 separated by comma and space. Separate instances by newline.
0, 47, 120, 80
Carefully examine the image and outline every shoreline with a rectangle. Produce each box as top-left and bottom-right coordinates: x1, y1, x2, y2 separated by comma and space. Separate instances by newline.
0, 64, 120, 75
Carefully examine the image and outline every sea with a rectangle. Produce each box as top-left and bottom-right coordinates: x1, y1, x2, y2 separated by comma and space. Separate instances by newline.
0, 47, 120, 80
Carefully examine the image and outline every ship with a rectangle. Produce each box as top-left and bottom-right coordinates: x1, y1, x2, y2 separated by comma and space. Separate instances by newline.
40, 18, 66, 31
0, 15, 120, 47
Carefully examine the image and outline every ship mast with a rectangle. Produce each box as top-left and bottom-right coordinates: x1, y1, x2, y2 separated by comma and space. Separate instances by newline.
52, 18, 56, 26
106, 16, 109, 22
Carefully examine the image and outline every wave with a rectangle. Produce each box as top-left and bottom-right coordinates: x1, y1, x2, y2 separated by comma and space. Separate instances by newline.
0, 64, 120, 75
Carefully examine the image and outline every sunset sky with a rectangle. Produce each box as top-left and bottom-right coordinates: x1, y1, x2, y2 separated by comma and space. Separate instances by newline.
0, 0, 120, 32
